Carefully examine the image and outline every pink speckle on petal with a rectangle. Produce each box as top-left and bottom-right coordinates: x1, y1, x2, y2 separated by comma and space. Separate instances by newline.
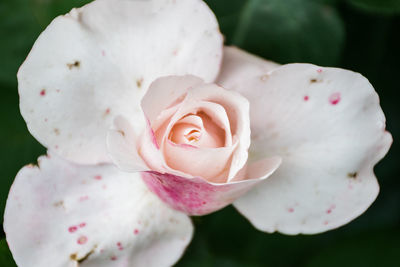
329, 92, 341, 105
303, 95, 309, 101
326, 204, 336, 214
323, 220, 329, 225
68, 226, 78, 233
117, 242, 124, 250
111, 256, 117, 261
134, 229, 139, 235
94, 175, 102, 180
317, 68, 323, 73
101, 50, 106, 56
79, 222, 86, 228
77, 236, 88, 245
40, 89, 46, 96
79, 195, 89, 202
288, 208, 294, 213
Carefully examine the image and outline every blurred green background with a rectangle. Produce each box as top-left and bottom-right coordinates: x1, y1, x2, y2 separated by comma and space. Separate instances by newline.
0, 0, 399, 266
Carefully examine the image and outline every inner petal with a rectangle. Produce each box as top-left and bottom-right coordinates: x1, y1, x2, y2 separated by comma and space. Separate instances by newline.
169, 122, 202, 145
169, 112, 225, 148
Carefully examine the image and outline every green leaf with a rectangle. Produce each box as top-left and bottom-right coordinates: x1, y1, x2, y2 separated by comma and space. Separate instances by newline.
212, 0, 345, 66
0, 239, 16, 267
0, 0, 93, 86
0, 86, 45, 223
29, 0, 92, 28
0, 0, 41, 86
347, 0, 400, 15
306, 228, 400, 267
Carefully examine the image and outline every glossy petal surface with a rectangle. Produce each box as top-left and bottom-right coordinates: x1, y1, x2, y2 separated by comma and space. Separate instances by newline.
4, 153, 193, 267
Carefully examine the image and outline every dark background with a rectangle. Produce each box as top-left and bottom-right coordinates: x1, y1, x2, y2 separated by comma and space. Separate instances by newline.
0, 0, 399, 266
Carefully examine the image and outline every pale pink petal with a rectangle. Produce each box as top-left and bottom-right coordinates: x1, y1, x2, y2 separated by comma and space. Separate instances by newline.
160, 99, 233, 149
107, 116, 149, 172
141, 75, 205, 125
220, 63, 392, 234
217, 46, 280, 89
184, 83, 251, 181
18, 0, 223, 165
163, 139, 237, 183
4, 153, 193, 267
141, 156, 281, 215
107, 115, 190, 178
139, 76, 249, 180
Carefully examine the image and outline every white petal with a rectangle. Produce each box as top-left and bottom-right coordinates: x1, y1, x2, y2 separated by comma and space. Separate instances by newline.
222, 63, 392, 234
4, 152, 193, 267
217, 46, 280, 89
18, 0, 223, 164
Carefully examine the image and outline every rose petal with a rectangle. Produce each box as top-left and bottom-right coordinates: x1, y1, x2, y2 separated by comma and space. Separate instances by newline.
140, 76, 250, 180
141, 156, 281, 215
141, 75, 205, 125
163, 139, 237, 183
219, 63, 392, 234
4, 152, 193, 267
107, 115, 189, 178
107, 116, 149, 172
160, 100, 233, 149
217, 46, 280, 89
18, 0, 223, 165
158, 99, 236, 181
183, 83, 251, 181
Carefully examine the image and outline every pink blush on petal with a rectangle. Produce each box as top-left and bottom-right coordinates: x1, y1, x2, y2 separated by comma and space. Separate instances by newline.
146, 118, 159, 149
141, 172, 228, 215
141, 170, 268, 216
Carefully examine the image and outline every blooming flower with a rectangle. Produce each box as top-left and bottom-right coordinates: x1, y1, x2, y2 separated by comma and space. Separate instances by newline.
4, 0, 392, 266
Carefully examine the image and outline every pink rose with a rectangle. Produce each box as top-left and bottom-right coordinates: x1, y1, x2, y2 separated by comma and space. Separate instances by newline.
107, 75, 281, 215
4, 0, 392, 266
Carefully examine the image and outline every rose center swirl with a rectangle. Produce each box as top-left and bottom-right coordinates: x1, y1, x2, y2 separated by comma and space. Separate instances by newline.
168, 112, 226, 148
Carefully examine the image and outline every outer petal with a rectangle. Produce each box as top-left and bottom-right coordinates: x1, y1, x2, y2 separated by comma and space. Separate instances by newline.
220, 63, 392, 234
107, 116, 150, 172
4, 153, 193, 267
18, 0, 223, 164
217, 46, 280, 89
141, 75, 205, 125
141, 156, 281, 216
